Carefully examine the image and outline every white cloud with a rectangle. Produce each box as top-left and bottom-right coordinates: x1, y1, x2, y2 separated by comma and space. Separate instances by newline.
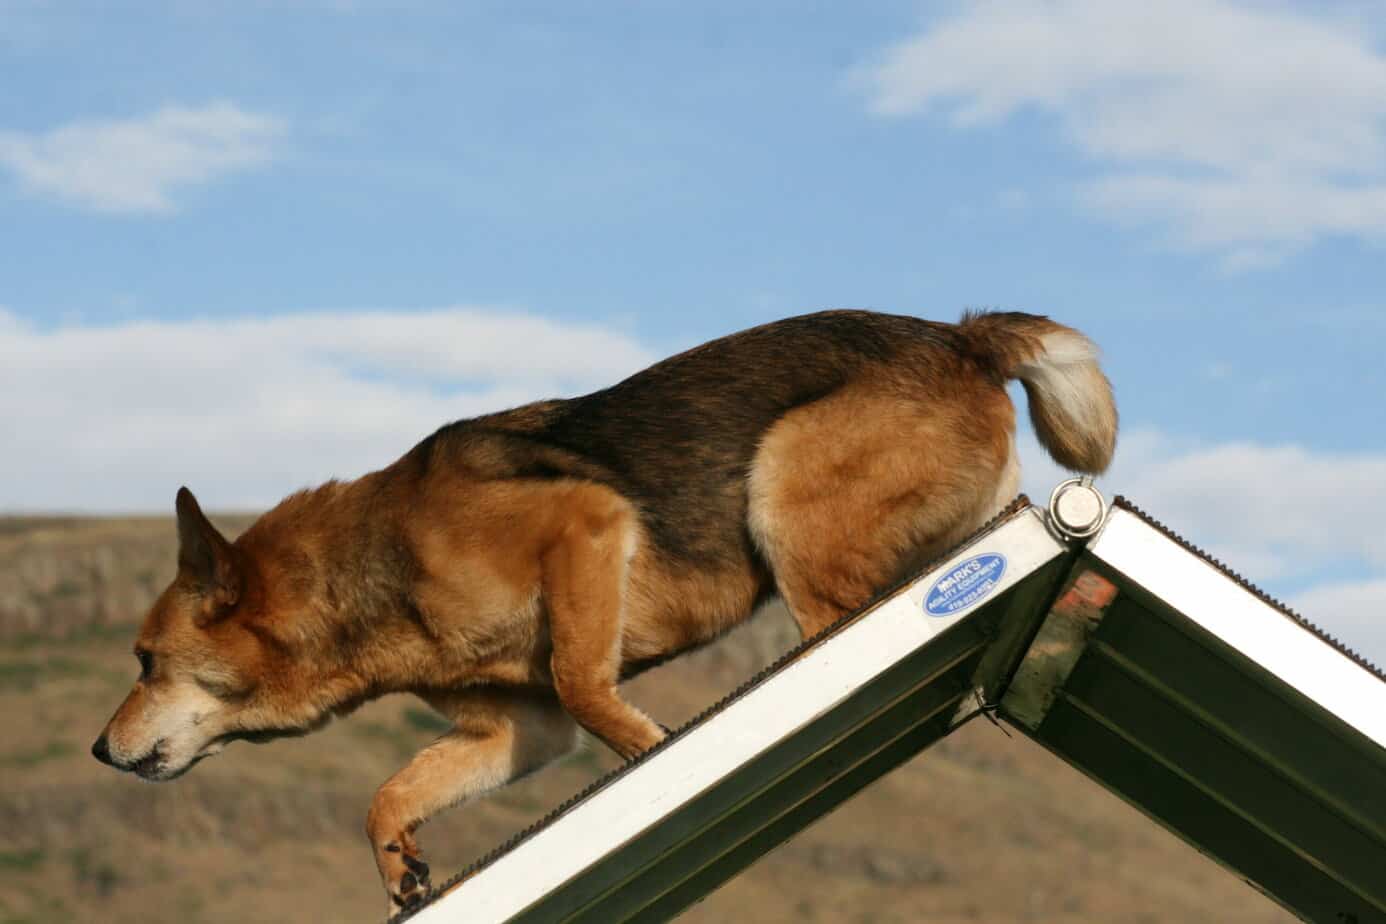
1290, 578, 1386, 663
858, 0, 1386, 266
1082, 171, 1386, 268
4, 305, 1380, 657
0, 306, 656, 512
0, 102, 285, 213
1022, 428, 1386, 580
1019, 425, 1386, 660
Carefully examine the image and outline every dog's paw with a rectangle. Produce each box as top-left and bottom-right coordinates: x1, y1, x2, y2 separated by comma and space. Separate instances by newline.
381, 839, 432, 917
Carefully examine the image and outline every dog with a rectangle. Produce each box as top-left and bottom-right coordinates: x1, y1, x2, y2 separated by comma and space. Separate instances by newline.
92, 309, 1116, 915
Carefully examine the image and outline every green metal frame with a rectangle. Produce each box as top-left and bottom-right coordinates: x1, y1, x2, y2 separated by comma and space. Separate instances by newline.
513, 553, 1076, 923
407, 498, 1386, 924
1006, 553, 1386, 923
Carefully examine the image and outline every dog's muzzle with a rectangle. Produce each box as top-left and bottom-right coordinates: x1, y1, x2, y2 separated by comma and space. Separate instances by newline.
91, 734, 164, 778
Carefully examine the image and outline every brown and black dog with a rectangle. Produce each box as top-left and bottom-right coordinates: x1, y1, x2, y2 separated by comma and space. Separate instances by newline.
92, 309, 1116, 915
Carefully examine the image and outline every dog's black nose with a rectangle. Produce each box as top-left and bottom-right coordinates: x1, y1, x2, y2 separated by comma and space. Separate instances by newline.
91, 734, 114, 766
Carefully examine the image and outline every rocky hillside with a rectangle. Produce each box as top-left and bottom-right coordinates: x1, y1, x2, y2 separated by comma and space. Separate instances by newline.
0, 516, 1291, 923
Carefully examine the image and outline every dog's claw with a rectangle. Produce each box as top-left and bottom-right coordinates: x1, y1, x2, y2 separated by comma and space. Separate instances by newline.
377, 830, 431, 917
389, 882, 430, 916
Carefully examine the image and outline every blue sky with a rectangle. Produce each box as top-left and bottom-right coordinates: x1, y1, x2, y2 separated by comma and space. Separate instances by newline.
2, 1, 1383, 656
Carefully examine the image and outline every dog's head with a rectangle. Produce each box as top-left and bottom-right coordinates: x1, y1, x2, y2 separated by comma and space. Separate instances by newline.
92, 488, 327, 781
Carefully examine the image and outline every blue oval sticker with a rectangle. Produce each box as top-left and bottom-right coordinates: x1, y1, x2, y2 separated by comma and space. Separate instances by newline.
924, 553, 1007, 617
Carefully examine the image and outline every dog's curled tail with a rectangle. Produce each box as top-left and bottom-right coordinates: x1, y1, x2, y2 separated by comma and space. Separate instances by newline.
957, 310, 1118, 474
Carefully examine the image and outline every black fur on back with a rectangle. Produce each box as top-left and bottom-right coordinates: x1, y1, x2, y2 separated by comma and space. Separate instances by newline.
408, 311, 960, 570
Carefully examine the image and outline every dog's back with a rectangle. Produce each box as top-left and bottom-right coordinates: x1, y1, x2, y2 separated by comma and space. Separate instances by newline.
413, 309, 1113, 576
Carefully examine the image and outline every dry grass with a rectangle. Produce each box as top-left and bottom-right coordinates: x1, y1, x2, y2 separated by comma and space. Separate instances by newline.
0, 516, 1292, 923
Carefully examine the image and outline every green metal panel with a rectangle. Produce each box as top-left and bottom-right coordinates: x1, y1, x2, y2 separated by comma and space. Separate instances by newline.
1008, 554, 1386, 924
1087, 578, 1386, 841
515, 553, 1074, 923
618, 673, 971, 924
1036, 700, 1379, 922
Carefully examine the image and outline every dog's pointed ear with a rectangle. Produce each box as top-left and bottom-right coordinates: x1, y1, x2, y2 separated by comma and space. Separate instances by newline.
175, 487, 241, 626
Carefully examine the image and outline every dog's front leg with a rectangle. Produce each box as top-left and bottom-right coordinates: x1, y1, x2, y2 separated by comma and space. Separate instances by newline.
366, 689, 579, 918
542, 495, 666, 760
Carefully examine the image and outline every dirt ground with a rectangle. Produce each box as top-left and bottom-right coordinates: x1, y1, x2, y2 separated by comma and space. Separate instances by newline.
0, 515, 1293, 923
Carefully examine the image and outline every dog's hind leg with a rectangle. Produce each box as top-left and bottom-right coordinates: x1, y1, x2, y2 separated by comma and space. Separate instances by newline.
748, 372, 1016, 641
366, 688, 579, 918
542, 486, 666, 761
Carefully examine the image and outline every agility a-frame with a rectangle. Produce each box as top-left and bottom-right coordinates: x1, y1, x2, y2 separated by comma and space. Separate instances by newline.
404, 483, 1386, 924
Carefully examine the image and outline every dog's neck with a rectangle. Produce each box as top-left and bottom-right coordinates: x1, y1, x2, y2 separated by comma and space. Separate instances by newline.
238, 473, 430, 702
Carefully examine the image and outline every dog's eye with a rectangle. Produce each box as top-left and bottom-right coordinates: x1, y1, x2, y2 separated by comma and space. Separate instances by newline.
136, 649, 154, 680
195, 675, 246, 700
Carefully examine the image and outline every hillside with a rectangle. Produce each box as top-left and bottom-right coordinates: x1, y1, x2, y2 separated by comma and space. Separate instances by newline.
0, 515, 1293, 923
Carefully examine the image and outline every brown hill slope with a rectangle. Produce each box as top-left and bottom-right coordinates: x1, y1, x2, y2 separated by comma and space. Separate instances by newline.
0, 516, 1292, 923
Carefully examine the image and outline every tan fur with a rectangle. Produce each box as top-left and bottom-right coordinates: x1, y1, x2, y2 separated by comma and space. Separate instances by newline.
366, 688, 578, 916
93, 309, 1117, 915
749, 363, 1017, 637
956, 311, 1118, 473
